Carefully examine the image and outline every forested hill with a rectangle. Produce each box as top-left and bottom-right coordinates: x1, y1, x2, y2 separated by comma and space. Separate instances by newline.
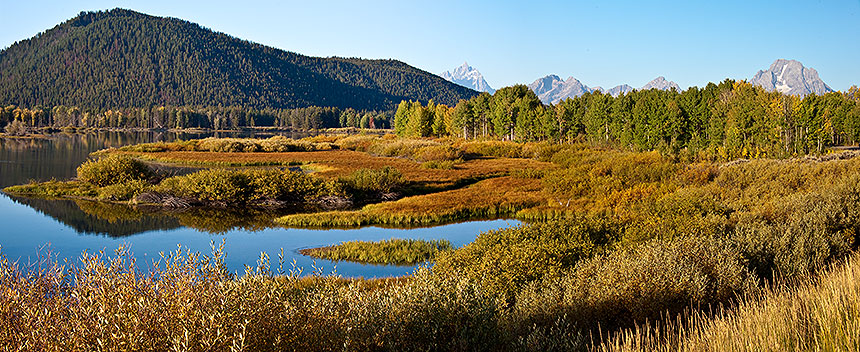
0, 9, 477, 111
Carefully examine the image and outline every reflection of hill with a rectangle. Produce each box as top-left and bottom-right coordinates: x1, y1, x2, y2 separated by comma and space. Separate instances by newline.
6, 194, 307, 237
6, 195, 181, 237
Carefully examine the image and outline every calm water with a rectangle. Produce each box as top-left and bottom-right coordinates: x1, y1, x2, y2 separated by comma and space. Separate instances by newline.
0, 132, 519, 277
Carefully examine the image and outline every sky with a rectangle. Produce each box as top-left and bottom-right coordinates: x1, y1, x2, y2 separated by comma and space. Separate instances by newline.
1, 0, 858, 91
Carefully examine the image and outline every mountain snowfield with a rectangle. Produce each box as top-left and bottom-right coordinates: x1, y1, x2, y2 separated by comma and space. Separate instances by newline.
441, 58, 835, 105
749, 59, 833, 96
440, 62, 495, 93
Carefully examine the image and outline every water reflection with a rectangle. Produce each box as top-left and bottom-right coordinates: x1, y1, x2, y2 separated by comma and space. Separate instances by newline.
0, 131, 518, 277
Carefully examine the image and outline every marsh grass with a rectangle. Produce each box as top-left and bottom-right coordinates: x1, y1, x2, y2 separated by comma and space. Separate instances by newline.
299, 238, 452, 265
276, 176, 546, 227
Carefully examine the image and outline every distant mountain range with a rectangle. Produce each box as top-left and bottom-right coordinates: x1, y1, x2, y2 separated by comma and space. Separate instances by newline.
525, 75, 682, 104
0, 9, 478, 111
440, 62, 495, 93
445, 59, 835, 105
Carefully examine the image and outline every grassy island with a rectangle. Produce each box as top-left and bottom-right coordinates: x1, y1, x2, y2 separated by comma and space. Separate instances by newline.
299, 238, 453, 265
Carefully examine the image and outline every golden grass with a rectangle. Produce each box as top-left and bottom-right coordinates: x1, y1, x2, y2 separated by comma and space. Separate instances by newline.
113, 149, 554, 190
299, 238, 452, 265
277, 176, 547, 227
597, 253, 860, 352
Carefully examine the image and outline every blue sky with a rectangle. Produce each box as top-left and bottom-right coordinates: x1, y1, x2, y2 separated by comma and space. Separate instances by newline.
2, 0, 858, 91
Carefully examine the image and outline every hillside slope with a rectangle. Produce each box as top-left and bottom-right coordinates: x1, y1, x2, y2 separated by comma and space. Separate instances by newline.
0, 9, 477, 110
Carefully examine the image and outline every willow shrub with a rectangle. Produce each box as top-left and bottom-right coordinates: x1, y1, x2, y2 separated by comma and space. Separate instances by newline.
97, 179, 152, 201
76, 154, 156, 187
510, 237, 755, 337
460, 140, 525, 158
0, 247, 501, 352
158, 168, 340, 205
434, 217, 622, 305
344, 166, 404, 194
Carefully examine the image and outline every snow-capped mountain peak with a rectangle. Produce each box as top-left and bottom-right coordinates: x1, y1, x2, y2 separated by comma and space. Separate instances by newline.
440, 62, 495, 93
749, 59, 832, 96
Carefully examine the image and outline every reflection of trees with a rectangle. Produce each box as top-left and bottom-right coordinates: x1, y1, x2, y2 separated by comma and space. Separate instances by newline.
7, 195, 180, 237
6, 194, 310, 237
172, 208, 283, 234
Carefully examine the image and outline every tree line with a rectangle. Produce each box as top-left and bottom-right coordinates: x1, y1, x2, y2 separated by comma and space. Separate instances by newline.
0, 105, 390, 130
395, 80, 860, 159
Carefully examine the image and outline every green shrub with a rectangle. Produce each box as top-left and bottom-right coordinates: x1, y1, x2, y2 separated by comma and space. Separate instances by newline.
162, 168, 252, 204
76, 155, 155, 187
345, 167, 405, 194
98, 179, 151, 201
244, 168, 339, 201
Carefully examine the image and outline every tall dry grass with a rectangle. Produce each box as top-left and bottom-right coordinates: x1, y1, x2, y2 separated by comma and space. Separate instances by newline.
597, 253, 860, 352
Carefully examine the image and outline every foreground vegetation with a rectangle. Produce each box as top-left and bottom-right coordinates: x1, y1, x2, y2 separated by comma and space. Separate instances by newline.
601, 254, 860, 351
299, 238, 452, 265
6, 134, 860, 349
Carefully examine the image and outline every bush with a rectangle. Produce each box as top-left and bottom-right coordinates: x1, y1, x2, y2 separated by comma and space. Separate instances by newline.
3, 119, 26, 136
98, 179, 151, 201
335, 134, 380, 151
415, 145, 463, 162
345, 167, 405, 194
76, 155, 156, 187
434, 217, 622, 304
366, 139, 439, 158
511, 237, 755, 333
161, 168, 252, 204
243, 168, 340, 201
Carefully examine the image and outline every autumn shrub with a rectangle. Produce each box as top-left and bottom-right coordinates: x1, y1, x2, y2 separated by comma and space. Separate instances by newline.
3, 119, 26, 136
731, 174, 860, 280
434, 217, 622, 304
511, 168, 547, 179
159, 168, 252, 204
117, 140, 199, 152
97, 179, 152, 201
157, 168, 342, 205
258, 135, 314, 152
335, 134, 380, 151
0, 246, 502, 352
344, 166, 404, 194
510, 236, 755, 335
76, 155, 156, 187
243, 168, 338, 202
